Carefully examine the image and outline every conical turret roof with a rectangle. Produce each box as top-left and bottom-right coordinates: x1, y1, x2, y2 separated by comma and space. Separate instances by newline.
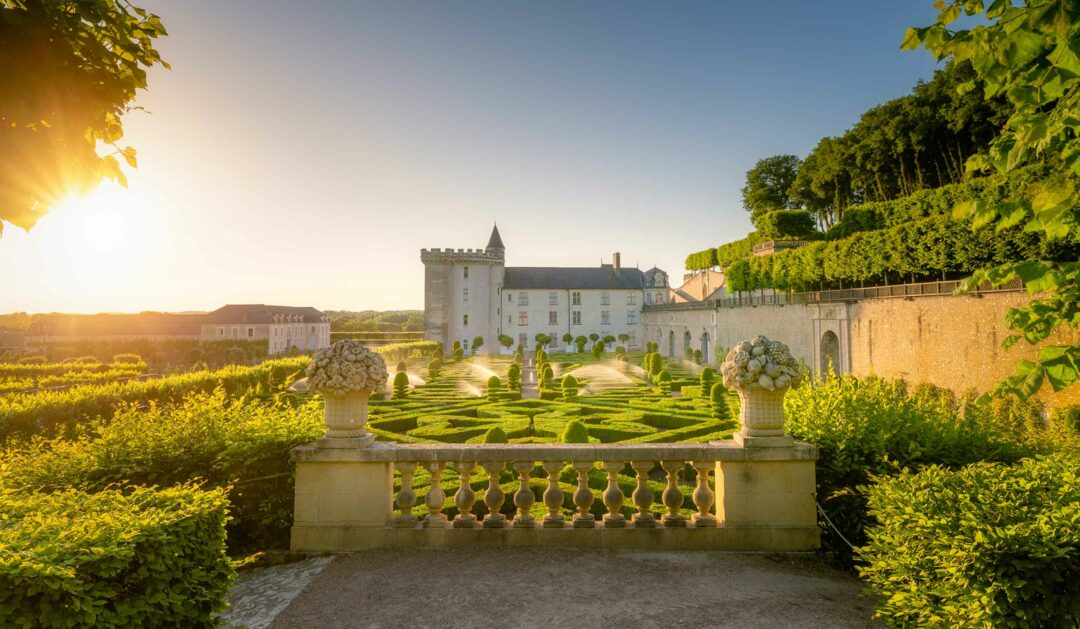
486, 224, 505, 250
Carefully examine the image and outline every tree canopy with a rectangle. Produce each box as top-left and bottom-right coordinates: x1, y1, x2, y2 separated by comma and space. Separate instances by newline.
741, 155, 801, 225
0, 0, 168, 235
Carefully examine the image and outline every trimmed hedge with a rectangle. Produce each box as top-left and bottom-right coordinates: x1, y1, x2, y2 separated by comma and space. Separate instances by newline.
859, 453, 1080, 627
0, 485, 235, 627
755, 209, 818, 239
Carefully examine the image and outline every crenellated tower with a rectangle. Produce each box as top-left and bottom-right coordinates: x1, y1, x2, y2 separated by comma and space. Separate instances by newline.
420, 225, 506, 354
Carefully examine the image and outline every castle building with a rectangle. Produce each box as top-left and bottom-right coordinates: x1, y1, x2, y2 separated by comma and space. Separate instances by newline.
421, 225, 668, 354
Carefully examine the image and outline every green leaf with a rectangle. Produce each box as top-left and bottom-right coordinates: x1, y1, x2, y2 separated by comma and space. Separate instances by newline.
901, 27, 924, 51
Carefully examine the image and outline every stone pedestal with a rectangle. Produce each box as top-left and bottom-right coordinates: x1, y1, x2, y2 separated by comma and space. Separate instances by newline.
713, 444, 818, 546
290, 442, 396, 551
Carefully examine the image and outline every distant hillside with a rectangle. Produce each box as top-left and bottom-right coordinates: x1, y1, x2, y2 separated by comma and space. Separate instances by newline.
325, 310, 423, 332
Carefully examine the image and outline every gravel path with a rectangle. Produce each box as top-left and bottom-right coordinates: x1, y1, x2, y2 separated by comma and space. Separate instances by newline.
265, 548, 878, 628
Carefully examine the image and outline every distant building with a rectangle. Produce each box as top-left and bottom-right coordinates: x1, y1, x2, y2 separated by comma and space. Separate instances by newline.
0, 328, 26, 352
199, 305, 330, 354
421, 225, 669, 353
24, 305, 330, 356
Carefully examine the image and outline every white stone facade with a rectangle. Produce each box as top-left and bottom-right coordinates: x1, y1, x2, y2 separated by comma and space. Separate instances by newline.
422, 226, 668, 354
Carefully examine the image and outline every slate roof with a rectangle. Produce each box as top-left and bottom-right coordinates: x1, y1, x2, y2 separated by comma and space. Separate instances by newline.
503, 266, 647, 290
202, 305, 325, 324
643, 266, 667, 287
486, 224, 505, 250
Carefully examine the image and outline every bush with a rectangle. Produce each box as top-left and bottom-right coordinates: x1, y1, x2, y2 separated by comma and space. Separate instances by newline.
859, 453, 1080, 627
111, 353, 142, 364
540, 365, 554, 389
483, 427, 508, 443
453, 347, 464, 359
507, 364, 521, 391
785, 374, 1038, 564
561, 374, 578, 400
602, 335, 615, 345
0, 485, 235, 627
561, 333, 573, 345
574, 336, 587, 353
657, 370, 672, 396
428, 358, 442, 381
685, 247, 719, 271
591, 342, 603, 359
699, 367, 715, 390
693, 349, 702, 364
648, 353, 663, 377
17, 355, 46, 364
561, 420, 589, 444
486, 376, 502, 400
710, 382, 729, 419
396, 361, 407, 373
471, 336, 484, 354
498, 334, 514, 350
392, 371, 410, 399
588, 333, 599, 342
755, 209, 818, 239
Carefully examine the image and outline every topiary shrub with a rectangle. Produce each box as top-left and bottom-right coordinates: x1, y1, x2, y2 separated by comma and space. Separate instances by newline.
486, 375, 502, 400
588, 333, 599, 343
392, 371, 410, 399
710, 382, 729, 419
0, 485, 235, 627
471, 336, 484, 354
428, 358, 442, 381
693, 349, 702, 364
684, 347, 694, 361
111, 353, 142, 364
453, 347, 464, 359
562, 333, 573, 346
602, 335, 615, 346
574, 336, 587, 353
536, 349, 548, 363
591, 341, 603, 359
657, 370, 672, 395
859, 453, 1080, 628
498, 334, 514, 352
541, 364, 554, 389
396, 361, 407, 373
513, 349, 524, 365
699, 367, 715, 390
17, 355, 46, 365
483, 427, 508, 443
649, 353, 663, 377
507, 363, 521, 391
561, 420, 589, 444
615, 345, 626, 357
561, 374, 579, 400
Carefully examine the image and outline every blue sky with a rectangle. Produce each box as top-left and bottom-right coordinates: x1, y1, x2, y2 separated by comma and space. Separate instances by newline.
0, 1, 946, 312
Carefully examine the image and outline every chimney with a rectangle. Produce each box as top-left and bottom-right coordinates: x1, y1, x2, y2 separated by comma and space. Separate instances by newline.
613, 252, 621, 275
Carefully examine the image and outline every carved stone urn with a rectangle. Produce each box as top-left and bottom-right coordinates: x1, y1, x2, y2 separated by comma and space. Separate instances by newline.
306, 340, 388, 448
720, 335, 803, 447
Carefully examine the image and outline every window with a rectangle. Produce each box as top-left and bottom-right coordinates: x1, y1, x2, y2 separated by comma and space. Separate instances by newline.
310, 326, 315, 333
571, 291, 581, 305
572, 310, 582, 325
508, 315, 512, 324
601, 292, 610, 305
601, 310, 610, 325
463, 314, 469, 326
248, 328, 254, 338
217, 327, 224, 337
518, 311, 528, 326
626, 311, 637, 325
518, 293, 529, 306
548, 292, 558, 305
646, 293, 653, 305
508, 293, 513, 302
464, 266, 469, 279
626, 291, 636, 305
549, 311, 558, 325
656, 292, 665, 304
463, 287, 469, 302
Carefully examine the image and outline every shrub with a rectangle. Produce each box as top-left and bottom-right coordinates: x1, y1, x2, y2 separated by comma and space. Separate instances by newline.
111, 353, 142, 364
498, 334, 514, 350
396, 361, 407, 373
507, 364, 521, 391
602, 335, 615, 345
615, 345, 626, 357
785, 374, 1038, 564
17, 355, 46, 364
392, 372, 410, 399
561, 374, 579, 400
540, 365, 554, 389
693, 349, 702, 364
536, 349, 548, 363
562, 333, 573, 345
0, 485, 235, 628
561, 420, 589, 444
685, 247, 719, 271
648, 353, 663, 376
534, 333, 551, 348
588, 333, 599, 342
453, 347, 464, 359
428, 358, 442, 381
859, 453, 1080, 628
513, 349, 523, 365
483, 427, 508, 443
452, 340, 461, 352
684, 347, 693, 360
574, 336, 587, 353
710, 382, 729, 419
617, 333, 629, 344
657, 370, 672, 395
699, 367, 715, 390
486, 376, 502, 400
591, 342, 603, 359
471, 336, 484, 354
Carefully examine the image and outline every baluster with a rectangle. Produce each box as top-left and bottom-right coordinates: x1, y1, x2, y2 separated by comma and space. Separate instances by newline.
423, 461, 448, 528
512, 461, 536, 528
394, 462, 418, 528
630, 460, 656, 527
601, 460, 625, 527
541, 461, 565, 527
690, 461, 717, 527
453, 461, 477, 528
660, 461, 686, 527
481, 461, 507, 528
572, 460, 596, 527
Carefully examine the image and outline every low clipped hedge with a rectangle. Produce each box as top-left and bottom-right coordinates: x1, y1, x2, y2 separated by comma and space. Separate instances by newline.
0, 485, 235, 628
859, 454, 1080, 628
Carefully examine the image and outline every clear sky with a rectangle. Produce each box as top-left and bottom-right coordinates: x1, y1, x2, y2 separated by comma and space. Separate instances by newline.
0, 0, 946, 314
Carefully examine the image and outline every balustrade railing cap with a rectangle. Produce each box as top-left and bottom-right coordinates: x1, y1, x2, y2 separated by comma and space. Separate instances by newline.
292, 440, 818, 463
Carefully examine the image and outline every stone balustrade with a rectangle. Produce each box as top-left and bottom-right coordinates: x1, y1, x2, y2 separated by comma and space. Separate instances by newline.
290, 441, 819, 552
